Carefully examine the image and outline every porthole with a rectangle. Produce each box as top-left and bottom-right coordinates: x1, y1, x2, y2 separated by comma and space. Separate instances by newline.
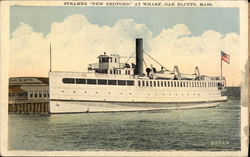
62, 90, 64, 93
73, 91, 76, 93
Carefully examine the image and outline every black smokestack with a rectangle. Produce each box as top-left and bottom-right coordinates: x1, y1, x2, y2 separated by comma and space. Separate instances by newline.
135, 38, 143, 76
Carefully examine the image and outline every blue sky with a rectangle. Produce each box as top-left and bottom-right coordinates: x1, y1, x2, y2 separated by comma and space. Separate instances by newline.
10, 6, 239, 37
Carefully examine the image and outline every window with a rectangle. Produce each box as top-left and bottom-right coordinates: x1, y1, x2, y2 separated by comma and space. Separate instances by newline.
127, 80, 134, 86
118, 80, 126, 86
62, 78, 75, 84
168, 81, 170, 87
164, 81, 167, 87
161, 81, 163, 87
39, 90, 42, 97
87, 79, 96, 85
115, 58, 117, 63
101, 57, 109, 63
150, 81, 152, 87
98, 79, 107, 85
146, 81, 149, 86
43, 91, 47, 97
30, 91, 33, 98
108, 80, 117, 85
125, 70, 127, 75
110, 70, 112, 74
154, 81, 156, 87
177, 82, 179, 87
76, 79, 86, 84
34, 90, 38, 98
110, 58, 112, 62
174, 81, 176, 87
171, 81, 173, 87
128, 70, 130, 75
138, 81, 141, 86
183, 82, 185, 87
142, 81, 145, 86
157, 81, 160, 87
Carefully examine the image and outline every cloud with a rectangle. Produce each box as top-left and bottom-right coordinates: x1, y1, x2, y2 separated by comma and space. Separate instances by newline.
10, 14, 240, 86
10, 23, 49, 76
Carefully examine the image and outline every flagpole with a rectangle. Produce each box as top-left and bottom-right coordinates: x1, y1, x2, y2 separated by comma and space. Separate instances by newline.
50, 43, 52, 72
220, 54, 222, 77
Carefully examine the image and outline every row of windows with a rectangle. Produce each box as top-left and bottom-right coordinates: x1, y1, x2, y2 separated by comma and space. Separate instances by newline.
9, 93, 28, 97
30, 90, 49, 98
62, 78, 134, 86
138, 80, 220, 88
110, 69, 131, 75
99, 57, 117, 63
60, 90, 220, 96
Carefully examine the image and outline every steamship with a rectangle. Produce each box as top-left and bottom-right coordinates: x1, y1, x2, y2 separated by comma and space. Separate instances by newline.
49, 38, 227, 113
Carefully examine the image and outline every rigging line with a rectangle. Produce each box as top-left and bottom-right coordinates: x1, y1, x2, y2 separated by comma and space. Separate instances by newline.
143, 59, 148, 68
143, 50, 170, 71
125, 52, 135, 63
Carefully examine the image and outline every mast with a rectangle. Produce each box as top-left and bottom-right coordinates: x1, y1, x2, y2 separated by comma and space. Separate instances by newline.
49, 43, 52, 72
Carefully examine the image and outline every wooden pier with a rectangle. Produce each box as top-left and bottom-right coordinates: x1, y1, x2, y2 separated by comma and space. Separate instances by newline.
9, 100, 49, 114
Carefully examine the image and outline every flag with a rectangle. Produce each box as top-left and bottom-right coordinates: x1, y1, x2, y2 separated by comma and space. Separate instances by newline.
221, 51, 230, 64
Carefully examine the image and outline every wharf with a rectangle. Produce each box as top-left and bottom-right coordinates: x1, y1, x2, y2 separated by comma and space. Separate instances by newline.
9, 100, 49, 114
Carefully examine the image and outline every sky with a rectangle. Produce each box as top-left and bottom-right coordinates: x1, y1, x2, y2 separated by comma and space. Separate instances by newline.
9, 6, 240, 86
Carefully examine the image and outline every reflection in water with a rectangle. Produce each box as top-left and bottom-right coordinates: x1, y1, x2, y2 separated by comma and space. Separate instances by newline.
9, 100, 240, 151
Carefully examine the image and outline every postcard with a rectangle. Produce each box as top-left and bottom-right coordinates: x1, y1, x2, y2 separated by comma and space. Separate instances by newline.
0, 0, 248, 156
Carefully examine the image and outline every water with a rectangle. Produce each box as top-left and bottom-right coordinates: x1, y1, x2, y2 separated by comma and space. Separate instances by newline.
9, 99, 240, 151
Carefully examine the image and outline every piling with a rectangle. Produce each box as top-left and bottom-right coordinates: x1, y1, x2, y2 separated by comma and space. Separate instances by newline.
8, 100, 49, 114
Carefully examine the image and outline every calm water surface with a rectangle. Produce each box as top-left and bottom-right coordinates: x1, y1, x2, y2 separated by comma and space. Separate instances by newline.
9, 99, 240, 151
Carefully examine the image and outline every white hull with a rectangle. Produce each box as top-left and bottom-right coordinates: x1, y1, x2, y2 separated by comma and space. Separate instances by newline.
49, 71, 227, 113
49, 100, 226, 113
